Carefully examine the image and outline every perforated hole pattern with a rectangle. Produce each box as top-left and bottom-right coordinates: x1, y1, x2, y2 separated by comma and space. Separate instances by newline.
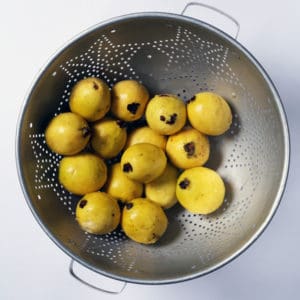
22, 17, 284, 280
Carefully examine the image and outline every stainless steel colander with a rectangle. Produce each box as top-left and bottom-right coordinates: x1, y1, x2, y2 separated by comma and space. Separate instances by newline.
16, 2, 290, 290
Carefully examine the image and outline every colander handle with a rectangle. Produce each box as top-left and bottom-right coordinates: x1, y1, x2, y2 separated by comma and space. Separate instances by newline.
69, 260, 127, 294
181, 2, 240, 39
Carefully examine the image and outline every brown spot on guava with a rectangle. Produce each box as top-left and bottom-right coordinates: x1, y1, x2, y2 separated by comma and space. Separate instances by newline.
79, 199, 87, 208
93, 82, 99, 90
123, 163, 133, 173
127, 102, 140, 114
179, 178, 190, 189
184, 142, 195, 157
166, 113, 177, 125
125, 202, 133, 210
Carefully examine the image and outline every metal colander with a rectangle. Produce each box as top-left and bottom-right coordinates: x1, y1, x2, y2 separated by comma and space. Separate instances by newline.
16, 3, 289, 288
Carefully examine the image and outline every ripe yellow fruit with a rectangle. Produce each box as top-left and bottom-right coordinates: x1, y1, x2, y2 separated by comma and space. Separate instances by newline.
187, 92, 232, 135
76, 192, 120, 234
91, 118, 127, 159
120, 143, 167, 183
45, 112, 91, 155
166, 127, 210, 169
58, 153, 107, 195
145, 94, 186, 135
145, 163, 178, 209
105, 163, 143, 203
111, 80, 149, 121
121, 198, 168, 244
176, 167, 225, 214
69, 77, 111, 122
126, 126, 167, 150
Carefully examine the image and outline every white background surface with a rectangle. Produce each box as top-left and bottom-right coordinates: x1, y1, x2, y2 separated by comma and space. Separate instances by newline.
1, 0, 299, 299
